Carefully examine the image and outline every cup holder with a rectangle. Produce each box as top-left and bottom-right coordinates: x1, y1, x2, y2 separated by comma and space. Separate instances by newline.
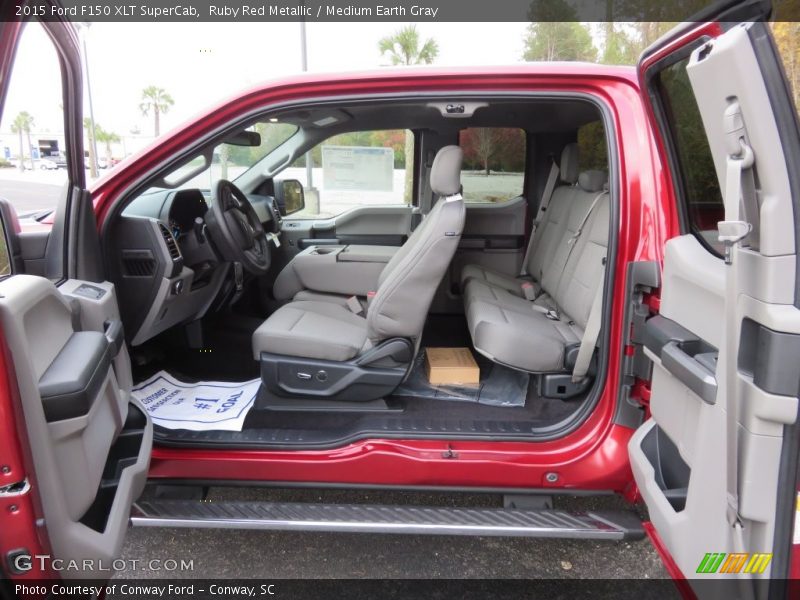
312, 246, 342, 255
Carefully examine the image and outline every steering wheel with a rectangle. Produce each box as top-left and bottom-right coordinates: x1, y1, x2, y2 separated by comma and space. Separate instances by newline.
205, 179, 270, 275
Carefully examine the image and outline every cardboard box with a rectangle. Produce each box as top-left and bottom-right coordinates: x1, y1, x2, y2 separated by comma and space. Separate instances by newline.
425, 347, 480, 386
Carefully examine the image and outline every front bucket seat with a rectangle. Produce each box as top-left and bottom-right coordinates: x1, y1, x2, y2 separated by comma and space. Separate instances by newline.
253, 145, 465, 402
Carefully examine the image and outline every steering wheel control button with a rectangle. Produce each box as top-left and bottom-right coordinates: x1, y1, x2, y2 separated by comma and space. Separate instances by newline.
315, 370, 328, 382
296, 372, 312, 381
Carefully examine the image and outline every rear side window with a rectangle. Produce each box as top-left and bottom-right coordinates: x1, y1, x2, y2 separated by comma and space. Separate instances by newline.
654, 57, 725, 256
459, 128, 526, 203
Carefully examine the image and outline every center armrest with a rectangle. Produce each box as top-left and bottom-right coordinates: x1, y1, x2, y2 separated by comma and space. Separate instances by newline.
337, 245, 399, 264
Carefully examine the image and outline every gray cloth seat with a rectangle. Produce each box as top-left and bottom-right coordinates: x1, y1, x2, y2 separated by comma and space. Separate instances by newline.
253, 145, 466, 363
463, 165, 609, 373
251, 300, 371, 362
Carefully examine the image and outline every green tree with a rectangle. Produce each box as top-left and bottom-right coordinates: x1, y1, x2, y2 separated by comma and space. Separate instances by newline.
772, 22, 800, 113
378, 25, 438, 204
378, 24, 438, 66
523, 0, 596, 62
95, 126, 120, 165
83, 118, 99, 177
139, 86, 174, 137
11, 111, 34, 171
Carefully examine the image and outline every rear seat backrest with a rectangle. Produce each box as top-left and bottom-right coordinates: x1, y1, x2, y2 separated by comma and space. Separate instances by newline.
553, 175, 610, 330
539, 169, 608, 299
525, 143, 580, 284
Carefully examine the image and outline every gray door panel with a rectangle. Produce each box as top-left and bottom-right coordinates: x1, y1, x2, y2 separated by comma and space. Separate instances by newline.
0, 276, 151, 578
274, 206, 413, 286
630, 21, 800, 586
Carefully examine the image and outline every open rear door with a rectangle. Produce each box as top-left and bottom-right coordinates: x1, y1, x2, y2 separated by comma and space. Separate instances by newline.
0, 13, 152, 581
629, 0, 800, 591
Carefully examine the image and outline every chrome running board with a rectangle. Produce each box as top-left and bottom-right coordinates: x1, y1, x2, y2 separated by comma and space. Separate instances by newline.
131, 500, 644, 540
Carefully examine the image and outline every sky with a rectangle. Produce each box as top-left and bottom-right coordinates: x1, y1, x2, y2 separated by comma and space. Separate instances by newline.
0, 21, 530, 144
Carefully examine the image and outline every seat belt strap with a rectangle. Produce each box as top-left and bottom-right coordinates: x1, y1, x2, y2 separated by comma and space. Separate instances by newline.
520, 159, 559, 276
571, 273, 605, 383
557, 191, 607, 294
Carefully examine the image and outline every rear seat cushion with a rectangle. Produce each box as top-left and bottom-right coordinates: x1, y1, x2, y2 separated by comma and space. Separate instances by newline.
466, 298, 582, 372
460, 264, 532, 297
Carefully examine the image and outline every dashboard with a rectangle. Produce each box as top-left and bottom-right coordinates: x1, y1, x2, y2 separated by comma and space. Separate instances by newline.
167, 189, 208, 239
111, 188, 281, 346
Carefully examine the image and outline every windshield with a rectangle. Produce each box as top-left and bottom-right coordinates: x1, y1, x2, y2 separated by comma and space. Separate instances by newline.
143, 121, 298, 194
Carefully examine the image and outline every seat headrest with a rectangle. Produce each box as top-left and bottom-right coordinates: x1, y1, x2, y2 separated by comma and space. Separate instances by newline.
559, 143, 579, 184
430, 145, 463, 197
578, 170, 608, 193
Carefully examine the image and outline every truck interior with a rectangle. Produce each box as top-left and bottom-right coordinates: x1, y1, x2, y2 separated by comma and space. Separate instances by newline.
100, 95, 618, 449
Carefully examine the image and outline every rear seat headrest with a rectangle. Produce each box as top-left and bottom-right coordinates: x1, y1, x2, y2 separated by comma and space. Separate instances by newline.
559, 143, 579, 185
578, 170, 608, 193
430, 145, 463, 197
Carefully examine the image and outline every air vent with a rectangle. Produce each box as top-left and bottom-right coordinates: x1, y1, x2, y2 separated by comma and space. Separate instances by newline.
158, 223, 181, 261
121, 250, 156, 277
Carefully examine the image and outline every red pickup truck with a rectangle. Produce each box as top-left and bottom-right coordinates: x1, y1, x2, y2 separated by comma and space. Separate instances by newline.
0, 1, 798, 594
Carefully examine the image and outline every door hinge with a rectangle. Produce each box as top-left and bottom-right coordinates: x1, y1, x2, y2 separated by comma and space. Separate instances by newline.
0, 479, 30, 497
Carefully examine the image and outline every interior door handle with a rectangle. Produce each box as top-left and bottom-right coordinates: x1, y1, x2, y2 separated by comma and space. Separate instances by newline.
661, 341, 718, 405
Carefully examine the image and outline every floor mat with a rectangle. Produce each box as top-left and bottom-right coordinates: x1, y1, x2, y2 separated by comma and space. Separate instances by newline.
132, 371, 259, 431
394, 351, 529, 407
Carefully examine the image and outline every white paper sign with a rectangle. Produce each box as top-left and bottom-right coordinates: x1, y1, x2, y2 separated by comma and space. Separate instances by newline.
322, 145, 394, 191
132, 371, 259, 431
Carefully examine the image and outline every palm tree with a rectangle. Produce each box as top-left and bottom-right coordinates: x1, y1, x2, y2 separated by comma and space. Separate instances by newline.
139, 86, 174, 137
10, 111, 34, 171
95, 127, 120, 165
83, 118, 99, 178
378, 26, 438, 203
379, 25, 438, 66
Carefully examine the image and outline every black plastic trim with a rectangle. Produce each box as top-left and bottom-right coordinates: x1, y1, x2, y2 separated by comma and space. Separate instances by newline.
739, 318, 800, 397
38, 331, 112, 422
643, 314, 699, 358
143, 479, 616, 497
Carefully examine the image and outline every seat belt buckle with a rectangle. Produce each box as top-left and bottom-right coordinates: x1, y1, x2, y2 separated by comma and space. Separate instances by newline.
520, 282, 536, 301
233, 262, 244, 292
545, 309, 560, 321
346, 295, 364, 315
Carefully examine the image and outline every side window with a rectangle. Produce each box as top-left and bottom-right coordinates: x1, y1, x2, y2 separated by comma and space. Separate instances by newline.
655, 57, 725, 256
577, 120, 608, 171
286, 129, 413, 219
458, 127, 526, 203
0, 23, 68, 222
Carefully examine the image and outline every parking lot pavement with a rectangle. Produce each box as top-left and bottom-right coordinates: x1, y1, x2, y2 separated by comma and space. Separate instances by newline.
119, 488, 669, 580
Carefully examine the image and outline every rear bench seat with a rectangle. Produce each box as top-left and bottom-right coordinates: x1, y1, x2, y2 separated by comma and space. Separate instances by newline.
460, 143, 581, 298
462, 162, 609, 376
